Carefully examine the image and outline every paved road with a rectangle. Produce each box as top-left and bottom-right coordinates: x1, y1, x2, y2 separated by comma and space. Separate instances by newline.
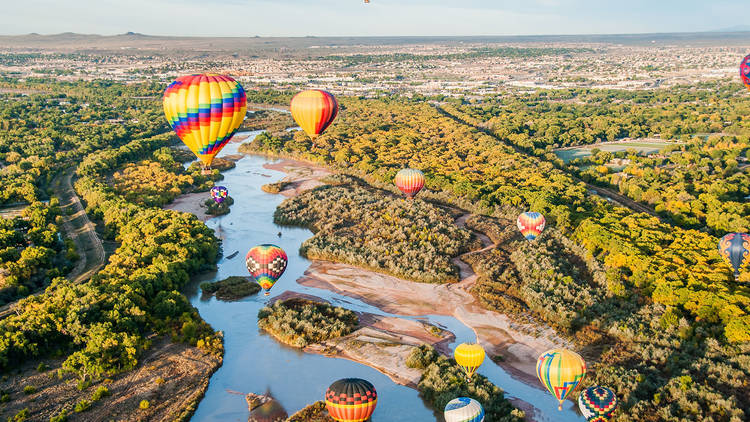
0, 168, 105, 318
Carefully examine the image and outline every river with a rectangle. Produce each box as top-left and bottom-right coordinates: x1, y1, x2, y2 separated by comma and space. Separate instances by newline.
184, 132, 584, 422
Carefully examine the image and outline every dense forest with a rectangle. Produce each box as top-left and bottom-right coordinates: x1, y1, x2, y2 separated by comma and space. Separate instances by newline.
257, 298, 359, 348
0, 80, 223, 419
406, 345, 524, 422
274, 174, 476, 283
247, 88, 750, 421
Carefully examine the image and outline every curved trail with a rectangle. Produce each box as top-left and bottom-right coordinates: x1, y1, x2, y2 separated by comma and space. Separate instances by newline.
450, 213, 495, 290
0, 168, 105, 319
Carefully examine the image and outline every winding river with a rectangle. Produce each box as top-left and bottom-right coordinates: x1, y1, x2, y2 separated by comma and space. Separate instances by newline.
184, 132, 584, 422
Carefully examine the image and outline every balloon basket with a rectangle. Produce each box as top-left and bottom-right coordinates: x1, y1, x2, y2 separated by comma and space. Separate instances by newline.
201, 167, 212, 176
264, 291, 270, 296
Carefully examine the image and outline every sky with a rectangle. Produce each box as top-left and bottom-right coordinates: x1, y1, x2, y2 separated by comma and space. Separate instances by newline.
0, 0, 747, 37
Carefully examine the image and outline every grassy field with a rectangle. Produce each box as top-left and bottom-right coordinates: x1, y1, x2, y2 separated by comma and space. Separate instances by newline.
554, 140, 674, 162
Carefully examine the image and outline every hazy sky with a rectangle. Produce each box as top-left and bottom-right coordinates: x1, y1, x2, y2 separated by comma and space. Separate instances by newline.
1, 0, 747, 37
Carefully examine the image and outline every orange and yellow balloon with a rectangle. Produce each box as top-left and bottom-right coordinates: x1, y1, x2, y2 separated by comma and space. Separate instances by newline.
536, 349, 586, 410
454, 343, 485, 381
394, 168, 425, 199
290, 89, 338, 143
163, 74, 247, 171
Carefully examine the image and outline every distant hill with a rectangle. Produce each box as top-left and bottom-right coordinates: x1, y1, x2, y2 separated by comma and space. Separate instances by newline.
0, 30, 748, 58
711, 25, 750, 32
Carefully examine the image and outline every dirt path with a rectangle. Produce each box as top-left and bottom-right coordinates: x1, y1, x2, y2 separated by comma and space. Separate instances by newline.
451, 213, 495, 290
0, 168, 105, 318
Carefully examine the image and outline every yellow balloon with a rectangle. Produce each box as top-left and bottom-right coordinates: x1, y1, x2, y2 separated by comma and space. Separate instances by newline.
454, 343, 485, 381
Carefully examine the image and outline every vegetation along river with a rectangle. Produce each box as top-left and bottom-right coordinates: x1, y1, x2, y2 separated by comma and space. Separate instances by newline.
183, 132, 584, 422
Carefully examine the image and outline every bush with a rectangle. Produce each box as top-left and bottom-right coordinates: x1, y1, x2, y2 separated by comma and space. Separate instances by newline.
74, 399, 91, 413
22, 385, 36, 395
200, 276, 261, 301
139, 399, 150, 410
91, 386, 110, 401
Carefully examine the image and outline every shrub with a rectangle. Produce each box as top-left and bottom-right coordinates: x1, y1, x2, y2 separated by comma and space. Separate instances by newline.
91, 386, 110, 401
139, 399, 150, 410
74, 399, 91, 412
22, 385, 36, 395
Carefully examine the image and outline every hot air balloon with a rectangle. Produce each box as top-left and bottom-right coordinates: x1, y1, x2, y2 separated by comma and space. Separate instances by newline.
517, 212, 545, 241
246, 244, 288, 295
444, 397, 484, 422
454, 343, 485, 381
325, 378, 377, 422
290, 90, 338, 144
578, 386, 618, 422
163, 74, 247, 174
718, 233, 750, 278
394, 168, 425, 199
741, 54, 750, 90
210, 185, 228, 204
536, 349, 586, 410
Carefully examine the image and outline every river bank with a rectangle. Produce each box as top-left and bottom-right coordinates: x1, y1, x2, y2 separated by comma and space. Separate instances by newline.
267, 157, 571, 387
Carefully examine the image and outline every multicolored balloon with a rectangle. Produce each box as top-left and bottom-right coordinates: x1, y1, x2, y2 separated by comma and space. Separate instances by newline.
163, 74, 247, 172
718, 233, 750, 278
578, 386, 618, 422
290, 89, 338, 143
444, 397, 484, 422
394, 168, 425, 199
536, 349, 586, 410
741, 54, 750, 90
246, 244, 288, 295
517, 212, 546, 241
454, 343, 485, 381
325, 378, 377, 422
210, 186, 228, 204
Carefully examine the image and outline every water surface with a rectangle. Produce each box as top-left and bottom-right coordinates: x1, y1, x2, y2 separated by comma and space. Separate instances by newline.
186, 132, 584, 422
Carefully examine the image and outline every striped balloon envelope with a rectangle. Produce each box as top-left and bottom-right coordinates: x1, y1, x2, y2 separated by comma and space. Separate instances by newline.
741, 54, 750, 90
718, 232, 750, 278
163, 74, 247, 171
245, 244, 288, 295
536, 349, 586, 410
444, 397, 485, 422
454, 343, 485, 381
578, 386, 618, 422
517, 211, 546, 241
325, 378, 377, 422
290, 89, 338, 143
210, 186, 228, 204
394, 168, 425, 199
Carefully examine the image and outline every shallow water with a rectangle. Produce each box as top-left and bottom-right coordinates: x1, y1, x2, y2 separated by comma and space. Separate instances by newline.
186, 132, 584, 421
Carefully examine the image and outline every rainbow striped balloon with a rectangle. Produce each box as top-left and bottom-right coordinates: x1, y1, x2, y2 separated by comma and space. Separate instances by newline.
517, 212, 546, 241
741, 54, 750, 90
163, 74, 247, 170
290, 89, 338, 143
246, 244, 288, 295
444, 397, 484, 422
578, 386, 618, 422
536, 349, 586, 410
394, 168, 425, 199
